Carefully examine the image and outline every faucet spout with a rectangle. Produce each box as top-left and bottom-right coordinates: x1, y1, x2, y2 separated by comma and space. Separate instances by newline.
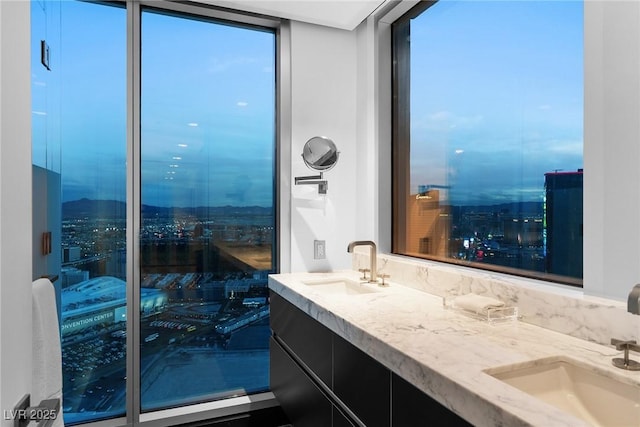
347, 240, 377, 284
628, 284, 640, 315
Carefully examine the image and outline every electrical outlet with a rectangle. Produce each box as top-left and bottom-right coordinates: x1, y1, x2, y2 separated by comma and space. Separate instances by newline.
314, 240, 326, 259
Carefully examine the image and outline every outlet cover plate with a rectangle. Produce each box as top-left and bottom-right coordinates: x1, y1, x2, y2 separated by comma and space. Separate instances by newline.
314, 240, 326, 259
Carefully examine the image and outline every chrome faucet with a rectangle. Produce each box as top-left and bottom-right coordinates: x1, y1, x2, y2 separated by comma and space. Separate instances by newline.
347, 240, 377, 284
628, 284, 640, 314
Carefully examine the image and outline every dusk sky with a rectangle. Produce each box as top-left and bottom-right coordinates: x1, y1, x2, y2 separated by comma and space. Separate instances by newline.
141, 9, 275, 208
409, 0, 583, 205
32, 0, 582, 208
32, 1, 275, 208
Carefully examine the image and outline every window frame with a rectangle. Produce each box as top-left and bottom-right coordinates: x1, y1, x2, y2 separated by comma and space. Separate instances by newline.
390, 1, 583, 287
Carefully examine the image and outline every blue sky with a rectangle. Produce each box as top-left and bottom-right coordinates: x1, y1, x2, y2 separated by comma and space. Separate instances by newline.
409, 0, 583, 205
141, 10, 275, 208
33, 0, 582, 208
32, 1, 275, 207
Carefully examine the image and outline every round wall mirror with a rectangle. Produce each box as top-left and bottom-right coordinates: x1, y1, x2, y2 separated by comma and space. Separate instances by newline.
302, 136, 339, 171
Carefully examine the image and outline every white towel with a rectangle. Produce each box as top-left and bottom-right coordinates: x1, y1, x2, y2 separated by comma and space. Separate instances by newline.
455, 293, 505, 315
32, 278, 64, 427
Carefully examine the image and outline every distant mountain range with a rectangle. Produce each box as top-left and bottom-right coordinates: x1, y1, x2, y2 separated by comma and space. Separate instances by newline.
63, 198, 543, 220
62, 198, 273, 219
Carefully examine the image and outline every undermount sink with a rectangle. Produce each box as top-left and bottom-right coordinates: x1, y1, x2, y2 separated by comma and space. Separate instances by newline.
301, 277, 379, 295
485, 356, 640, 427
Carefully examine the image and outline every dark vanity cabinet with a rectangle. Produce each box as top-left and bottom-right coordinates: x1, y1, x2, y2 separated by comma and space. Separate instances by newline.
333, 335, 390, 427
391, 374, 472, 427
270, 290, 471, 427
270, 291, 357, 427
270, 336, 333, 427
270, 291, 332, 385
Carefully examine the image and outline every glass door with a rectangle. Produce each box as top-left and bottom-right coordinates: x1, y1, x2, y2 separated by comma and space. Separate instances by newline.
31, 1, 128, 424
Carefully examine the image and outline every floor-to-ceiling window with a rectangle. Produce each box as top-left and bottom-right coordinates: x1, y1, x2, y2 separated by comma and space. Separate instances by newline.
392, 0, 583, 285
31, 1, 277, 424
139, 7, 276, 412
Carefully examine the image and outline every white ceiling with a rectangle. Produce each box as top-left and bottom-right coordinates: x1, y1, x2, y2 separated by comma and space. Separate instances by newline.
205, 0, 389, 31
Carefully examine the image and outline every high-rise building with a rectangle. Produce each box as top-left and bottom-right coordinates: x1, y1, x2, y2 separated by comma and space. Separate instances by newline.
544, 170, 583, 278
405, 189, 450, 257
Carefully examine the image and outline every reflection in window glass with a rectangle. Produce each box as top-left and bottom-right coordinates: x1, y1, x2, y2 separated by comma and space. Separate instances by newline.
393, 1, 583, 284
140, 9, 276, 411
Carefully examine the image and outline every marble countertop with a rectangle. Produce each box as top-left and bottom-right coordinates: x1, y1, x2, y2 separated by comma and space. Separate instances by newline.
269, 271, 640, 427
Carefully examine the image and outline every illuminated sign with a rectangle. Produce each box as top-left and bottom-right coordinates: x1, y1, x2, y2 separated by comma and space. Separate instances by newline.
62, 311, 114, 333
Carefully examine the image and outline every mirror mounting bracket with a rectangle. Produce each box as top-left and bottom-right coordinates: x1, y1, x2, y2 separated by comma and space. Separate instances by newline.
295, 172, 327, 194
295, 136, 338, 194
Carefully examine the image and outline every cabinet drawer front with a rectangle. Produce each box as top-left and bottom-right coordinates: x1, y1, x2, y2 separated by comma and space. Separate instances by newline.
333, 334, 391, 427
392, 374, 472, 427
270, 337, 332, 427
270, 291, 333, 385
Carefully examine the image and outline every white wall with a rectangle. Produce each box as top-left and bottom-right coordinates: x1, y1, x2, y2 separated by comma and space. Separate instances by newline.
288, 20, 360, 273
355, 16, 383, 249
0, 0, 33, 423
583, 0, 640, 300
286, 12, 393, 274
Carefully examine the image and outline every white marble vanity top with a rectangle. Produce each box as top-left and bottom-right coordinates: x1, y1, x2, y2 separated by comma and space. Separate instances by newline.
269, 271, 640, 427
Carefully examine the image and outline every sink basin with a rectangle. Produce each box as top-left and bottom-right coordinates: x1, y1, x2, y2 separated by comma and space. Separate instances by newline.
485, 356, 640, 426
301, 277, 379, 296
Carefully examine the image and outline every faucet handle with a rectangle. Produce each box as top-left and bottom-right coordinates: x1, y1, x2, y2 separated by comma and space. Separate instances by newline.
611, 338, 640, 370
358, 268, 370, 280
611, 338, 640, 352
377, 273, 390, 286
